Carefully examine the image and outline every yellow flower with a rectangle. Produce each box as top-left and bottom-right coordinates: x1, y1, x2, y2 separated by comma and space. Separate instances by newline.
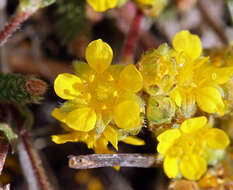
87, 0, 119, 12
51, 39, 144, 152
134, 0, 155, 6
86, 0, 156, 12
170, 30, 233, 115
157, 116, 230, 180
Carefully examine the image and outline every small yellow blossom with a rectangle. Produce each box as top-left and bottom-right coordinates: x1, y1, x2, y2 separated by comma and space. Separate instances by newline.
87, 0, 157, 12
51, 39, 144, 153
134, 0, 155, 6
157, 116, 230, 180
170, 30, 233, 116
87, 0, 119, 12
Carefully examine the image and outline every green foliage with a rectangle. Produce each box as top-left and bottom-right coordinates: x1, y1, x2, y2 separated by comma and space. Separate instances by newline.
56, 0, 88, 44
39, 0, 56, 8
0, 123, 18, 152
19, 0, 55, 12
0, 73, 46, 104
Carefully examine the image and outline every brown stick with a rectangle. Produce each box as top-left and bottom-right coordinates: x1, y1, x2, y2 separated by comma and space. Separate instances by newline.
197, 0, 228, 45
0, 140, 8, 175
69, 154, 162, 169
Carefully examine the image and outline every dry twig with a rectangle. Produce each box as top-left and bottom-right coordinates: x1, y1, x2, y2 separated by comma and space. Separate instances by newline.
69, 154, 162, 169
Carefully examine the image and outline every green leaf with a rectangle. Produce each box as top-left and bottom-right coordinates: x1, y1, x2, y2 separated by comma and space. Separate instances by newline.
19, 0, 55, 12
0, 123, 18, 152
39, 0, 56, 8
56, 0, 88, 44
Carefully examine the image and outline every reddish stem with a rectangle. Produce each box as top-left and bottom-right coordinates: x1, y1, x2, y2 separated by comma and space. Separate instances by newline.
121, 9, 143, 63
17, 118, 52, 190
0, 140, 8, 175
0, 11, 33, 46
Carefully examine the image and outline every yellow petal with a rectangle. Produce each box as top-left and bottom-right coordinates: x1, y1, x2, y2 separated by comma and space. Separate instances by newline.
87, 0, 118, 12
51, 132, 83, 144
66, 108, 97, 132
107, 64, 125, 80
135, 0, 155, 5
51, 108, 67, 123
85, 131, 96, 149
163, 156, 179, 178
210, 66, 233, 84
170, 89, 182, 107
180, 155, 207, 180
196, 87, 225, 114
54, 73, 83, 100
85, 39, 113, 73
103, 125, 118, 150
172, 30, 202, 61
94, 136, 114, 154
118, 64, 143, 93
206, 128, 230, 149
113, 166, 120, 171
157, 129, 181, 155
121, 136, 145, 146
180, 116, 207, 134
113, 101, 140, 129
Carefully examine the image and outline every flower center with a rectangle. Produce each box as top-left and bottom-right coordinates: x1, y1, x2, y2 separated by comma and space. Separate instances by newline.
88, 73, 118, 111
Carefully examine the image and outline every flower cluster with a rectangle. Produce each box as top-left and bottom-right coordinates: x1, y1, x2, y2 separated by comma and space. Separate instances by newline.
139, 30, 233, 120
52, 30, 232, 180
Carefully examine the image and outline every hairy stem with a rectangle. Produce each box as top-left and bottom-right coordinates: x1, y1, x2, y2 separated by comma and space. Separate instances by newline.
0, 11, 34, 46
121, 8, 143, 63
69, 154, 162, 169
15, 106, 53, 190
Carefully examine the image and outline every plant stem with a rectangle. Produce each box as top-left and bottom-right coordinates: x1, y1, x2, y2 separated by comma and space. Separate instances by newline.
0, 11, 34, 46
15, 105, 53, 190
69, 154, 162, 169
121, 8, 143, 63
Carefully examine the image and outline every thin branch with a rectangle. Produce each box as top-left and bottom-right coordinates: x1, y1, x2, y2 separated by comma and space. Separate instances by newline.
0, 139, 8, 175
15, 105, 53, 190
121, 8, 143, 63
197, 0, 228, 45
0, 0, 55, 46
0, 0, 10, 73
18, 131, 52, 190
0, 11, 34, 46
69, 154, 162, 169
